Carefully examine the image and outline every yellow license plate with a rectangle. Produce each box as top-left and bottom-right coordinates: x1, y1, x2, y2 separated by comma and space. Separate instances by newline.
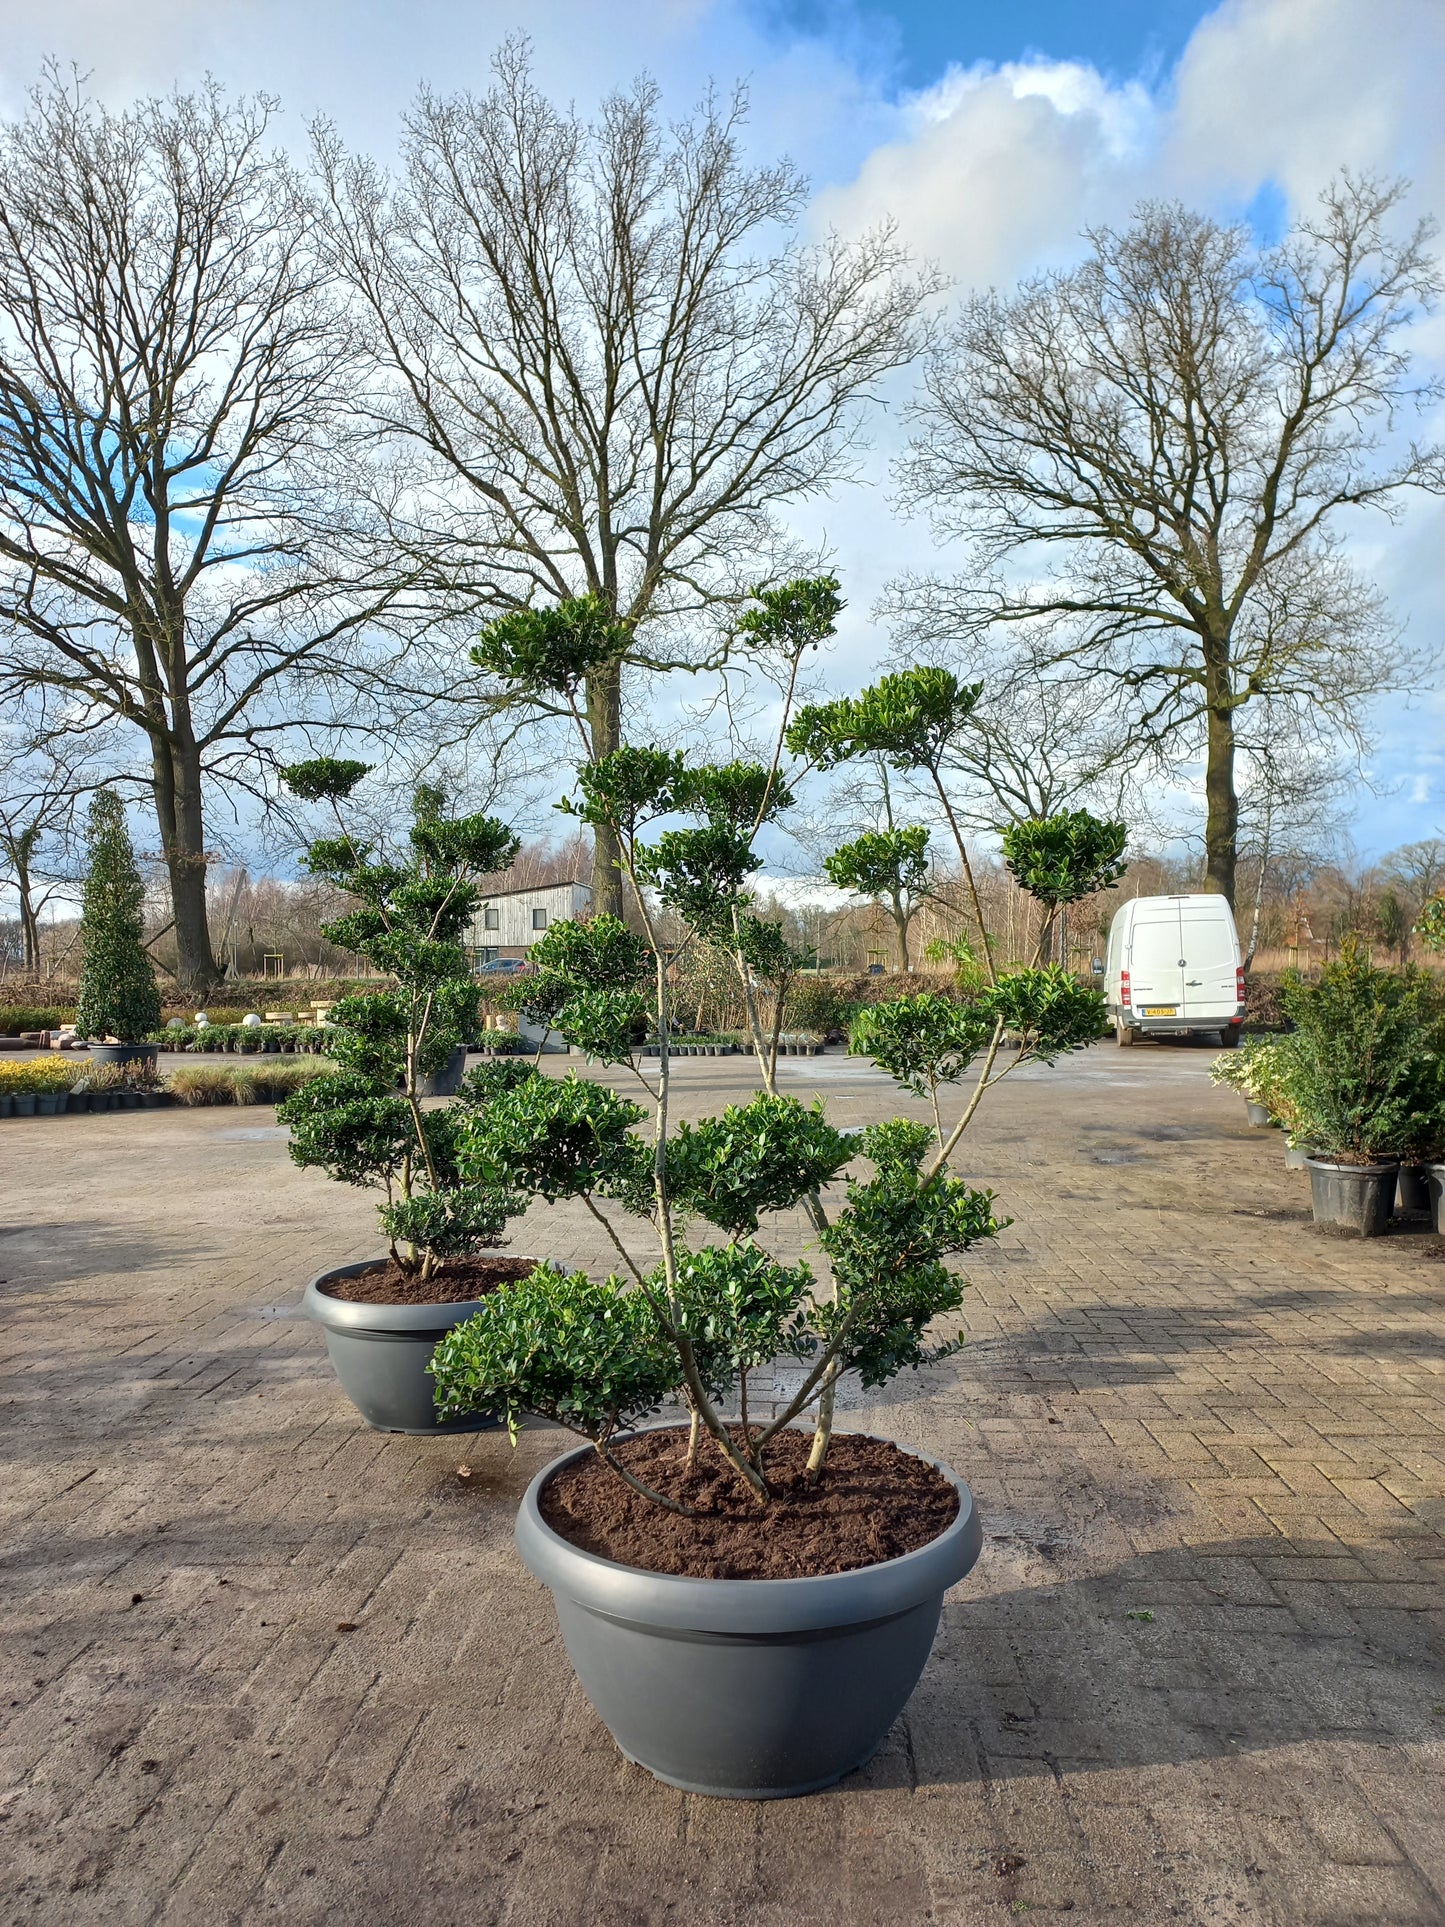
1142, 1005, 1177, 1016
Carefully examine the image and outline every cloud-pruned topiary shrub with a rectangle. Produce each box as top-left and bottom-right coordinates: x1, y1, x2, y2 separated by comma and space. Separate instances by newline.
276, 761, 525, 1282
428, 583, 1117, 1516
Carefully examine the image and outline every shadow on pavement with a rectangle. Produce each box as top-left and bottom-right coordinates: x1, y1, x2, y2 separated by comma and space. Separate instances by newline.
890, 1532, 1444, 1788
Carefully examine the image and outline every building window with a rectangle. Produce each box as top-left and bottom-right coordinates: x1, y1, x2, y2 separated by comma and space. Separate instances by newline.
531, 907, 548, 931
483, 907, 500, 931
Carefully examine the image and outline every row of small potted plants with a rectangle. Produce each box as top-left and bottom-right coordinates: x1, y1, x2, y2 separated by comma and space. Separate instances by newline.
149, 1021, 335, 1052
0, 1055, 170, 1115
0, 1051, 337, 1115
638, 1032, 831, 1055
1210, 943, 1445, 1237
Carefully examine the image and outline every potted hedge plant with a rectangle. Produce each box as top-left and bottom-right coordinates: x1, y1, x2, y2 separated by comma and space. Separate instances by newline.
1275, 943, 1442, 1236
276, 760, 534, 1433
75, 791, 163, 1066
1412, 899, 1445, 1231
431, 587, 1112, 1799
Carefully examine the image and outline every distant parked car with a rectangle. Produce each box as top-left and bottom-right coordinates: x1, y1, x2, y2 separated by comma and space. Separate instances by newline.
477, 958, 527, 975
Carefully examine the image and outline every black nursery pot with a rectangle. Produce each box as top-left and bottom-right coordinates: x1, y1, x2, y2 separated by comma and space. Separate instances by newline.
1394, 1165, 1430, 1215
1427, 1164, 1445, 1234
302, 1258, 507, 1435
514, 1431, 983, 1800
1306, 1158, 1398, 1237
418, 1045, 467, 1097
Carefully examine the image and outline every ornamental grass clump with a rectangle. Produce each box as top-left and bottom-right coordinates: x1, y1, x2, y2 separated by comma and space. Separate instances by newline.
168, 1060, 334, 1106
429, 581, 1114, 1515
74, 792, 162, 1044
275, 761, 525, 1281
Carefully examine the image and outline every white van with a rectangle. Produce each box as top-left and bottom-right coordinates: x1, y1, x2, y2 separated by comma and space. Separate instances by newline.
1104, 895, 1244, 1047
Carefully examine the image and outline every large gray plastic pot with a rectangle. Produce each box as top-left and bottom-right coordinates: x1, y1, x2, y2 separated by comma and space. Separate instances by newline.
302, 1257, 509, 1434
1306, 1158, 1398, 1237
418, 1046, 467, 1098
1426, 1163, 1445, 1234
515, 1432, 983, 1800
1245, 1100, 1274, 1128
88, 1042, 160, 1068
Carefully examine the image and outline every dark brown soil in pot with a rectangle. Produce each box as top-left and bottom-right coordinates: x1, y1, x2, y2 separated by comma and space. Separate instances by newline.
539, 1427, 960, 1580
318, 1254, 537, 1305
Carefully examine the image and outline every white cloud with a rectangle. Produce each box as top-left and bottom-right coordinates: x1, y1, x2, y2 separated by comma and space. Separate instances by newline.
814, 0, 1445, 283
0, 0, 885, 171
812, 59, 1154, 288
755, 875, 855, 912
1162, 0, 1445, 213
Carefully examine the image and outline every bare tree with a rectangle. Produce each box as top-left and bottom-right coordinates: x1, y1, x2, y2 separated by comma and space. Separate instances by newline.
0, 72, 399, 989
1233, 737, 1354, 967
314, 40, 934, 915
896, 177, 1441, 908
0, 727, 96, 974
1381, 835, 1445, 928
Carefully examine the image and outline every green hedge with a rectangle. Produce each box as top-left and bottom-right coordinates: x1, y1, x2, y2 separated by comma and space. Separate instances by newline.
0, 1006, 75, 1035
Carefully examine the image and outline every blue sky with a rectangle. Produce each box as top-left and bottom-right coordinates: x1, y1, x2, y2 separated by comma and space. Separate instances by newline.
0, 0, 1441, 865
751, 0, 1214, 86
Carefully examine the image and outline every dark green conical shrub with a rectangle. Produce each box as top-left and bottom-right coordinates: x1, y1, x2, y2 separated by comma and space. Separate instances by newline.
75, 792, 162, 1043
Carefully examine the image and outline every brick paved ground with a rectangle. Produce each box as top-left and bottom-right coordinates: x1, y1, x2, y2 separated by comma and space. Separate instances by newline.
1, 1043, 1443, 1926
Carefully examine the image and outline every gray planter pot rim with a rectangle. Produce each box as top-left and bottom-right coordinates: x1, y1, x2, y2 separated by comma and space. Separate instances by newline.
516, 1428, 982, 1636
1303, 1156, 1401, 1174
302, 1254, 539, 1334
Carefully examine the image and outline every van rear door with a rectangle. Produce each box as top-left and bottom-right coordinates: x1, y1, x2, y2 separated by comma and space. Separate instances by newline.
1180, 901, 1239, 1022
1126, 903, 1185, 1017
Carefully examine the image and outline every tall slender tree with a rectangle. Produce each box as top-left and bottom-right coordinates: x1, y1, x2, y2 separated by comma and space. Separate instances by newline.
0, 72, 397, 990
315, 39, 934, 916
896, 177, 1441, 908
75, 790, 162, 1044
